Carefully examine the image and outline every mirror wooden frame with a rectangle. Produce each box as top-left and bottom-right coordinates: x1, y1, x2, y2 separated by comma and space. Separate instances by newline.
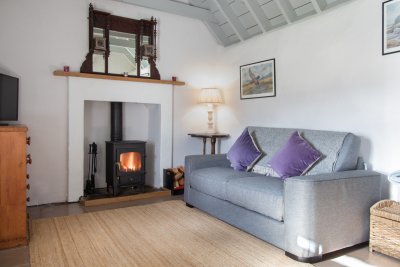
80, 4, 160, 79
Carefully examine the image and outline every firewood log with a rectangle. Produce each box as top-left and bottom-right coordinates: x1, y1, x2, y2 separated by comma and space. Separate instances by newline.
175, 173, 183, 180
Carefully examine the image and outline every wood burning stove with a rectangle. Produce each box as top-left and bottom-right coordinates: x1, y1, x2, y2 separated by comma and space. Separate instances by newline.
106, 102, 146, 196
106, 140, 146, 196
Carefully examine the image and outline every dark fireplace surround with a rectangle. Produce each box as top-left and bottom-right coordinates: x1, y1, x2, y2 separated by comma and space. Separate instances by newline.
106, 102, 146, 196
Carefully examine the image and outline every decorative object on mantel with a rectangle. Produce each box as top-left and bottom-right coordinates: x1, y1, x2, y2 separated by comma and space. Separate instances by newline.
198, 88, 223, 133
383, 0, 400, 55
240, 58, 276, 100
53, 70, 185, 86
80, 4, 160, 79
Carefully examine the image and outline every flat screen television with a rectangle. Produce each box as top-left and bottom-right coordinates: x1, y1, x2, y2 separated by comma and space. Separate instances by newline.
0, 74, 19, 122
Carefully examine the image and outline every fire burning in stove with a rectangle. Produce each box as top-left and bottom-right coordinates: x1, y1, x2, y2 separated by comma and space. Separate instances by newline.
119, 152, 142, 172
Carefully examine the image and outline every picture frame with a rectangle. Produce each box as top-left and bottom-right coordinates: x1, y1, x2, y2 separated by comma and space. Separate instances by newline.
383, 0, 400, 55
141, 44, 154, 57
94, 37, 106, 51
240, 59, 276, 100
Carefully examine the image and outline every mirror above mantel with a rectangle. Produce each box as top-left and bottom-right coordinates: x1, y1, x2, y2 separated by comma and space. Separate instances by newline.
80, 4, 160, 80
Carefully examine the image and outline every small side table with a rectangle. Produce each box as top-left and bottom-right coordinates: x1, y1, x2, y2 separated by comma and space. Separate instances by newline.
188, 133, 229, 155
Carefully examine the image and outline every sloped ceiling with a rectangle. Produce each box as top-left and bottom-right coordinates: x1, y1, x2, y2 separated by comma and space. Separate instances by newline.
117, 0, 353, 46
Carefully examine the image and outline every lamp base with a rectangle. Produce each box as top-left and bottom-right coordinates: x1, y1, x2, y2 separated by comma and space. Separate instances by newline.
206, 105, 216, 133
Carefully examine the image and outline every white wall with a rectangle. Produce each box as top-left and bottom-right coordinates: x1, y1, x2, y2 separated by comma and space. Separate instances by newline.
0, 0, 220, 204
1, 0, 399, 204
208, 0, 399, 197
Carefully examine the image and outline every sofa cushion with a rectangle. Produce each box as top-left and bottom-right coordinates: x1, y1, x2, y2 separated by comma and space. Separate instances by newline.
334, 133, 361, 172
227, 128, 262, 171
190, 167, 260, 200
226, 176, 284, 222
248, 127, 350, 175
268, 131, 322, 179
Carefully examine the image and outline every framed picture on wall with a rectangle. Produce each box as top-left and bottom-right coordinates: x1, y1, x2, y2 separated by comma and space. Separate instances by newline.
240, 59, 276, 100
383, 0, 400, 55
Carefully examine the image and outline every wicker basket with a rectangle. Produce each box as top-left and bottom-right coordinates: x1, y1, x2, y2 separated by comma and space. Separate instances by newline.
369, 200, 400, 259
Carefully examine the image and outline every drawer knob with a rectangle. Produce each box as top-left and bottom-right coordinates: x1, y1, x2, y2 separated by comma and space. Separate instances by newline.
26, 174, 30, 179
26, 154, 32, 164
26, 197, 30, 202
26, 136, 31, 145
27, 184, 30, 190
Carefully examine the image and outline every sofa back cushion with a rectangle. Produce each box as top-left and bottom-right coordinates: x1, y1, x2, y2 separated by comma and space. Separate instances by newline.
247, 127, 360, 175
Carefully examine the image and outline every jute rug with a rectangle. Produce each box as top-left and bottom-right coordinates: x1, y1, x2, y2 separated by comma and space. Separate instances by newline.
29, 200, 310, 267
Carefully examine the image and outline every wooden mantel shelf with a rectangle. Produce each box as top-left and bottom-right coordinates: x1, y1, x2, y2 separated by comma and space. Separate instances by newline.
53, 70, 185, 86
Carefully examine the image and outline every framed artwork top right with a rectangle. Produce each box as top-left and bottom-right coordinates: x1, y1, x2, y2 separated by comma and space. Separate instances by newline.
383, 0, 400, 55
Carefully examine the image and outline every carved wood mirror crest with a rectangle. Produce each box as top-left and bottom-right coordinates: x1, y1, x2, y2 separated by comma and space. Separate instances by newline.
80, 4, 160, 79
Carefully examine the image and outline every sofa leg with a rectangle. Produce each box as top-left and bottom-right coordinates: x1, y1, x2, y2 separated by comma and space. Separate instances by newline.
284, 242, 368, 263
186, 203, 194, 208
285, 251, 322, 263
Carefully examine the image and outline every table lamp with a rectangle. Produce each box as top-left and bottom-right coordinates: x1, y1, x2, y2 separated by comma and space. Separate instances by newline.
198, 88, 223, 133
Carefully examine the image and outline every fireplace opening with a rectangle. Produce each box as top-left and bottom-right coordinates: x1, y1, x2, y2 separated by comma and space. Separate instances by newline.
119, 152, 142, 172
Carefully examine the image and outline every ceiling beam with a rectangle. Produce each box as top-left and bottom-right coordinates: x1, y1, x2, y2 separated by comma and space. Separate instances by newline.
310, 0, 323, 13
273, 0, 298, 23
244, 0, 273, 32
314, 0, 329, 11
188, 0, 231, 46
118, 0, 218, 23
214, 0, 250, 41
205, 21, 232, 46
326, 0, 349, 9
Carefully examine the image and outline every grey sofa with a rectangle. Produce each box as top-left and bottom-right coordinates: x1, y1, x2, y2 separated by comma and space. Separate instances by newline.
184, 127, 381, 263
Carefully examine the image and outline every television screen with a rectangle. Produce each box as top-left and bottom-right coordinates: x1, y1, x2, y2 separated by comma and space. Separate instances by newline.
0, 74, 19, 121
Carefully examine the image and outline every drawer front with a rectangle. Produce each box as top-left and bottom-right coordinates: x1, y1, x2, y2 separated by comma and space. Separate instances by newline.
0, 128, 28, 249
0, 132, 27, 206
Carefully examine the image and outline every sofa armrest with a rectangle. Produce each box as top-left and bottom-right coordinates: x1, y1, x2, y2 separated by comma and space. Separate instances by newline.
284, 170, 381, 261
184, 154, 231, 204
185, 154, 231, 174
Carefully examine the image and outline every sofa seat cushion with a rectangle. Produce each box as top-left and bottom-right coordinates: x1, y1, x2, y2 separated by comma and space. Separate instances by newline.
226, 176, 284, 222
190, 167, 260, 200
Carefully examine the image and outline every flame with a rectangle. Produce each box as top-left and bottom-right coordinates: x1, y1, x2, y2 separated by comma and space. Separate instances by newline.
119, 152, 142, 172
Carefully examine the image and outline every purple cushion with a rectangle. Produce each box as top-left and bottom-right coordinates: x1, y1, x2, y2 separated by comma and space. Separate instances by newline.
227, 128, 262, 171
268, 131, 322, 179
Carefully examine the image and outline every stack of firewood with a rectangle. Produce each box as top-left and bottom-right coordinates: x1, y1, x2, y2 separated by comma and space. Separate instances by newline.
168, 166, 184, 188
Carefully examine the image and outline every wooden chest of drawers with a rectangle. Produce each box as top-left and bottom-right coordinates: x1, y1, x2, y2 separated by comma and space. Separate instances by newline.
0, 125, 30, 249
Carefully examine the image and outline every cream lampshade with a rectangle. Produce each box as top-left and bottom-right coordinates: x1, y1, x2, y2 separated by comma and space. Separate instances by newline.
199, 88, 223, 133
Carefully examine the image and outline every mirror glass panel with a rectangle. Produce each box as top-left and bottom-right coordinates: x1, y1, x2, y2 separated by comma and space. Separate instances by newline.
93, 27, 104, 39
93, 53, 106, 73
140, 36, 150, 77
108, 30, 137, 76
93, 28, 106, 73
140, 59, 150, 77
